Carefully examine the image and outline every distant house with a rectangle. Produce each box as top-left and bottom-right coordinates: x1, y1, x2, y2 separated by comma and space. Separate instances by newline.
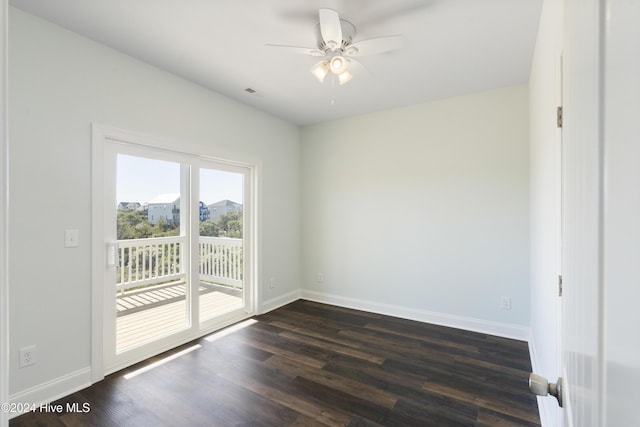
199, 201, 210, 222
117, 201, 141, 211
147, 193, 180, 226
208, 200, 242, 222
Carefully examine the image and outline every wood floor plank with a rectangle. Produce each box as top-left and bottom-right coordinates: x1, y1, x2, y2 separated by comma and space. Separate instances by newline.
422, 381, 540, 424
278, 331, 386, 365
216, 368, 354, 427
385, 396, 478, 427
475, 407, 543, 427
230, 329, 328, 370
269, 321, 364, 350
264, 355, 398, 409
363, 323, 481, 354
289, 375, 391, 424
10, 300, 540, 427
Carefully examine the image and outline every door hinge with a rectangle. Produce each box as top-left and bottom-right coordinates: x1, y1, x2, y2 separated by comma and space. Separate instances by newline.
558, 275, 563, 297
557, 106, 563, 128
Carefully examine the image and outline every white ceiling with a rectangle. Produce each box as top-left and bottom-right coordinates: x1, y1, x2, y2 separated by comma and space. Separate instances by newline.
10, 0, 542, 126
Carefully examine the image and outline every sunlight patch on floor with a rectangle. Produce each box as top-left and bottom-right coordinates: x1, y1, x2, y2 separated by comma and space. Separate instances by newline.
124, 344, 202, 379
204, 318, 257, 342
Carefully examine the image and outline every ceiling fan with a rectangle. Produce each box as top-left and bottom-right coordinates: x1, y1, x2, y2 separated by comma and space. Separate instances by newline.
266, 8, 404, 85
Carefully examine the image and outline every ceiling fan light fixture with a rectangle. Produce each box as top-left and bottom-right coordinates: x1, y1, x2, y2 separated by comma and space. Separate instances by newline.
311, 61, 330, 83
338, 70, 353, 85
330, 55, 349, 75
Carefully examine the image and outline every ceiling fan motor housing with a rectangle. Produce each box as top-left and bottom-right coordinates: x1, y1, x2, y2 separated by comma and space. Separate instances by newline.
316, 19, 356, 53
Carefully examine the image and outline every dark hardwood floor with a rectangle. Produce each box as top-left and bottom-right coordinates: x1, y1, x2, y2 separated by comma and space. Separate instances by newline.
11, 300, 540, 426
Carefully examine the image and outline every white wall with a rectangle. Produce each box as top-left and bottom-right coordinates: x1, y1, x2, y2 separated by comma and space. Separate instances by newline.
300, 86, 530, 336
9, 7, 300, 398
528, 0, 564, 425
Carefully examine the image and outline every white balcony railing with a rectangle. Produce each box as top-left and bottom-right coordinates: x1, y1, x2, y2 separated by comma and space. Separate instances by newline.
199, 236, 243, 289
116, 235, 243, 292
116, 236, 185, 291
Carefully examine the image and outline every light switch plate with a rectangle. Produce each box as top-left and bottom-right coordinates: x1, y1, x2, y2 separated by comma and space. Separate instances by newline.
65, 229, 79, 247
500, 296, 512, 310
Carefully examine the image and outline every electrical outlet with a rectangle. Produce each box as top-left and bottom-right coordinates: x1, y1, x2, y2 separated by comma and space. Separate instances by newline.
19, 345, 37, 368
317, 273, 324, 283
500, 296, 512, 310
269, 277, 276, 289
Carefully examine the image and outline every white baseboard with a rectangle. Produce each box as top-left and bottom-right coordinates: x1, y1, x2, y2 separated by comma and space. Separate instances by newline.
300, 290, 530, 341
8, 367, 91, 419
260, 289, 301, 314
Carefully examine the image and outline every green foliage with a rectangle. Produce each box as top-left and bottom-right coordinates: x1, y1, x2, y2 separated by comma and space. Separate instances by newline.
216, 210, 243, 238
117, 209, 149, 240
117, 209, 179, 240
198, 210, 243, 237
199, 220, 220, 237
117, 208, 243, 240
152, 217, 180, 237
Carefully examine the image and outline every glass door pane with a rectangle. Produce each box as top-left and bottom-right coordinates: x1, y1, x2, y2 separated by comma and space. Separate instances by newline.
115, 154, 189, 353
198, 167, 245, 322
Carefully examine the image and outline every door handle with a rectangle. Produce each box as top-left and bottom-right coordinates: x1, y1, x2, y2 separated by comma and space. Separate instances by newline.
106, 242, 118, 268
529, 373, 563, 407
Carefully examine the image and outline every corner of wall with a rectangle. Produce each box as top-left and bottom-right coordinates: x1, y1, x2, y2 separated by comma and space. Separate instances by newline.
260, 290, 301, 314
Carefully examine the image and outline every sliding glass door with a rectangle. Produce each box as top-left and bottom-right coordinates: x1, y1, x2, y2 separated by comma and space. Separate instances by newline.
198, 165, 246, 324
100, 137, 254, 373
114, 153, 189, 354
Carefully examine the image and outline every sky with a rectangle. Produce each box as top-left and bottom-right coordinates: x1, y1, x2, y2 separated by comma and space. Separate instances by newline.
117, 154, 243, 205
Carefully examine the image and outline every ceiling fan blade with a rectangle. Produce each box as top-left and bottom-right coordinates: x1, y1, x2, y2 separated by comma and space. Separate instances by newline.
347, 35, 404, 56
265, 44, 325, 57
319, 8, 342, 47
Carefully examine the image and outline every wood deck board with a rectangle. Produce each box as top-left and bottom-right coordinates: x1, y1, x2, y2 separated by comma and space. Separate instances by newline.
116, 283, 243, 351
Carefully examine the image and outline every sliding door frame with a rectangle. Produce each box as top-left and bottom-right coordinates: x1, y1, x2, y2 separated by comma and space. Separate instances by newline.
91, 124, 258, 381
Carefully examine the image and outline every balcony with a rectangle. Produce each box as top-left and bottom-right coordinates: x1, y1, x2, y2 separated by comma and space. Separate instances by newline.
115, 235, 243, 351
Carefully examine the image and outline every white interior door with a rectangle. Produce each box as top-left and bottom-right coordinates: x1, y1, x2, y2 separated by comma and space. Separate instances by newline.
555, 51, 564, 425
562, 2, 640, 426
600, 1, 640, 426
561, 0, 603, 425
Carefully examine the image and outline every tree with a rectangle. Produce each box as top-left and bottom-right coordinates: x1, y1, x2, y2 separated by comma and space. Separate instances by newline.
152, 217, 179, 237
117, 209, 149, 240
117, 207, 241, 240
217, 210, 242, 238
199, 220, 220, 237
117, 209, 179, 239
